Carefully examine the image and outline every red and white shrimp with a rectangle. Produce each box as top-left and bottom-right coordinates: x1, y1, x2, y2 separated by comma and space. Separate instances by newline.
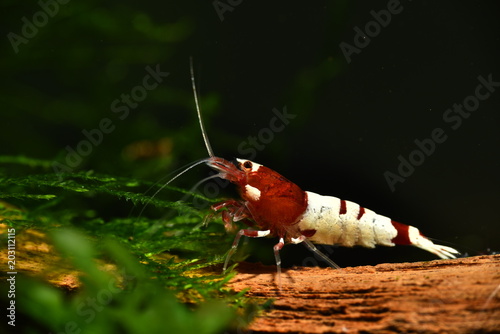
188, 59, 460, 283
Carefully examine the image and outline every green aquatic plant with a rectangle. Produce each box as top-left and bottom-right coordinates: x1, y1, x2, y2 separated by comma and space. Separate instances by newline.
0, 155, 265, 333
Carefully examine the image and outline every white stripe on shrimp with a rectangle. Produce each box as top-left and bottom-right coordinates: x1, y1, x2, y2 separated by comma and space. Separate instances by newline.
297, 191, 397, 248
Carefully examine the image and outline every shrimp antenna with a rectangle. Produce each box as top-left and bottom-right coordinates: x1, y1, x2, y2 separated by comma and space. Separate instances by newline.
190, 57, 214, 158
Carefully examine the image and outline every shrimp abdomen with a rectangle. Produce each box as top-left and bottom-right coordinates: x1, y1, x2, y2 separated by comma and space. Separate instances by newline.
297, 191, 459, 259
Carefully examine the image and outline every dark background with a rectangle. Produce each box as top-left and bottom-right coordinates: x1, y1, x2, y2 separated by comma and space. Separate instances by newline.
3, 0, 499, 267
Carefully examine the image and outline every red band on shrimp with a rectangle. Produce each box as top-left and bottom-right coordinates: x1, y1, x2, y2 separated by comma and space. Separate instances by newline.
300, 229, 317, 238
390, 220, 412, 245
357, 207, 365, 220
339, 200, 347, 215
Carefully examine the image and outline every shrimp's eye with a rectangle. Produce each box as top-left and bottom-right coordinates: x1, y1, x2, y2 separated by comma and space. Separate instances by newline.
243, 161, 253, 169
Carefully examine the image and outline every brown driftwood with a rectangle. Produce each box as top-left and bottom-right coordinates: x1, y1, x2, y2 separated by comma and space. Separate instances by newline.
229, 255, 500, 333
2, 224, 499, 333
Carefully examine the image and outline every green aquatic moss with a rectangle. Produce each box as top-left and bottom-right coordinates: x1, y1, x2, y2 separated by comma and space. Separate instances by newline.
0, 155, 264, 333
